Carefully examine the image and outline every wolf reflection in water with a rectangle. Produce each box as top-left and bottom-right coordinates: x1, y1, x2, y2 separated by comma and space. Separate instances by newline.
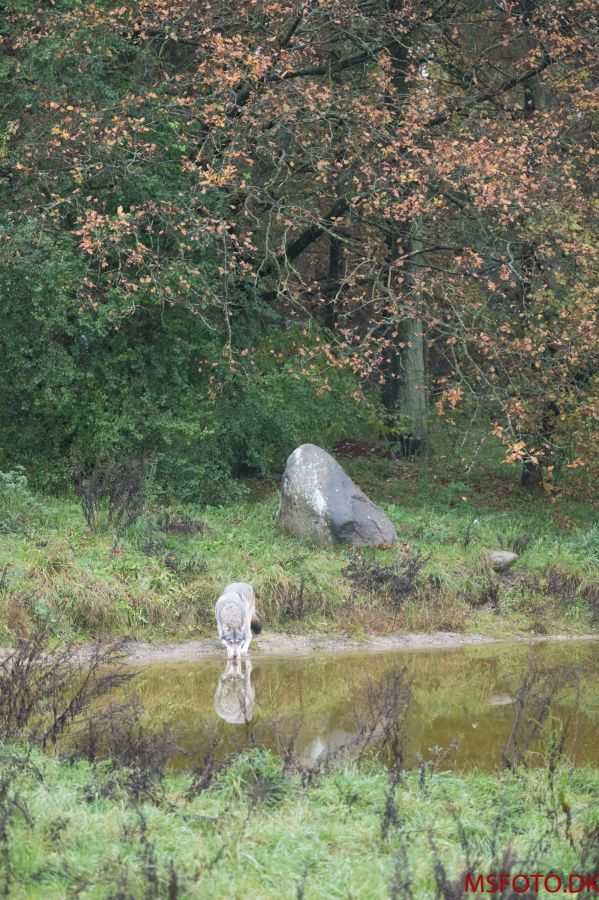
214, 658, 255, 724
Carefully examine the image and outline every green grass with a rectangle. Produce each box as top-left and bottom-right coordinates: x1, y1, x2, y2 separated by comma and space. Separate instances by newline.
2, 745, 598, 898
0, 453, 597, 644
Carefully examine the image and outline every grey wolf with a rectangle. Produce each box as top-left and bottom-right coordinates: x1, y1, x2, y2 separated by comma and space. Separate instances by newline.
215, 581, 261, 659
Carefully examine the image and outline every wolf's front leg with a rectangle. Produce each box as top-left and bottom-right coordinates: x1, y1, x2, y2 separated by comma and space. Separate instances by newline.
241, 620, 252, 655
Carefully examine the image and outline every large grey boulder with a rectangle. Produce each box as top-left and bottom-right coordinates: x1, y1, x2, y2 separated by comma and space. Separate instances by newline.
277, 444, 397, 547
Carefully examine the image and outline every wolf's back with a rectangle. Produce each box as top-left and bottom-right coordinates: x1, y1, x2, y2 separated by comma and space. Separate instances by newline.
216, 594, 245, 630
223, 582, 255, 604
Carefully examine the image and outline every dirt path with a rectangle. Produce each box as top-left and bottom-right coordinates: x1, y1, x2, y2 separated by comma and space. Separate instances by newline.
0, 631, 595, 668
121, 631, 597, 666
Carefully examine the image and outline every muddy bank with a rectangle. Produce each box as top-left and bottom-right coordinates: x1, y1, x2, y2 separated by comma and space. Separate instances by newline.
121, 631, 597, 666
0, 631, 595, 668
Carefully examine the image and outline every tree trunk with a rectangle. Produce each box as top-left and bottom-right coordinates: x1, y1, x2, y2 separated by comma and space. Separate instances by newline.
521, 459, 543, 488
383, 226, 428, 455
397, 310, 427, 455
381, 23, 428, 454
324, 234, 342, 332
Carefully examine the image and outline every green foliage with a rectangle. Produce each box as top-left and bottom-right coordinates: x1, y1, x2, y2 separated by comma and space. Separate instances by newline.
212, 363, 369, 479
0, 8, 372, 502
0, 468, 41, 534
1, 0, 597, 507
0, 215, 368, 501
0, 219, 359, 501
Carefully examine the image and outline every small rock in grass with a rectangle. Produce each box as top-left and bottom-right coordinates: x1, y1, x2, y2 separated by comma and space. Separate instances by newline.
488, 550, 518, 572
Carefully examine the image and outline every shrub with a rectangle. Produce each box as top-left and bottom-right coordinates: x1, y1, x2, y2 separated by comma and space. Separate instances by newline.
73, 456, 150, 533
0, 627, 131, 748
344, 549, 430, 614
0, 468, 41, 534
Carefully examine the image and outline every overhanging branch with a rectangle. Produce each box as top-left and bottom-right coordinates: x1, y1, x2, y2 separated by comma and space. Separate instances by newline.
424, 53, 553, 128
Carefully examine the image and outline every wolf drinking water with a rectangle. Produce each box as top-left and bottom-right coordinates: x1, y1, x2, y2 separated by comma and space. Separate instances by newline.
215, 581, 261, 659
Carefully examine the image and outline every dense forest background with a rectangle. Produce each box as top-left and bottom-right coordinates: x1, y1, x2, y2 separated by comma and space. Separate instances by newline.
1, 0, 597, 503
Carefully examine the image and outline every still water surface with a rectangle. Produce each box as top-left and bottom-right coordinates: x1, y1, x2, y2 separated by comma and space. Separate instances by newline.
125, 640, 599, 771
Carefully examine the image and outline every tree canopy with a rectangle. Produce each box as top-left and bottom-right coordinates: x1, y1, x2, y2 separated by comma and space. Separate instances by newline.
1, 0, 597, 497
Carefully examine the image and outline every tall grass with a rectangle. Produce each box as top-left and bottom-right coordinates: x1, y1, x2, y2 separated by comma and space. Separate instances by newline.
1, 742, 597, 897
0, 454, 597, 643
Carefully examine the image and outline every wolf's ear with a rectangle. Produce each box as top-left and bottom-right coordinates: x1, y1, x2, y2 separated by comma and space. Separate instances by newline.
250, 614, 262, 635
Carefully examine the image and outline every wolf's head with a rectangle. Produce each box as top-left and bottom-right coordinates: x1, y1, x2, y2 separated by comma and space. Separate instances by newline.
221, 627, 246, 660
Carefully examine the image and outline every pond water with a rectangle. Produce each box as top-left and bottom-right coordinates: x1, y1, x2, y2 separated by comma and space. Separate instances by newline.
123, 640, 599, 772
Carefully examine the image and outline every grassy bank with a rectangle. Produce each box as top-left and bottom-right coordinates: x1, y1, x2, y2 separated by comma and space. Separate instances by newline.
0, 455, 597, 644
1, 746, 597, 898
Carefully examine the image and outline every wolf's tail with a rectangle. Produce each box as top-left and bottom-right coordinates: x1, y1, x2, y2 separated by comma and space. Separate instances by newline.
251, 613, 262, 635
